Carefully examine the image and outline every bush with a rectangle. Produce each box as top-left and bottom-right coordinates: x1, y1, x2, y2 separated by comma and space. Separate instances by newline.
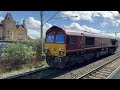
2, 43, 35, 71
29, 39, 43, 60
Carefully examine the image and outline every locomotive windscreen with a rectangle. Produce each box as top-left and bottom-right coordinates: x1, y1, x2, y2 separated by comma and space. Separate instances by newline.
45, 33, 65, 43
46, 34, 54, 43
56, 34, 64, 43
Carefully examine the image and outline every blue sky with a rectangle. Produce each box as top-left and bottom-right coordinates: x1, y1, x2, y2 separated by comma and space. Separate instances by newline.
0, 11, 120, 39
0, 11, 40, 22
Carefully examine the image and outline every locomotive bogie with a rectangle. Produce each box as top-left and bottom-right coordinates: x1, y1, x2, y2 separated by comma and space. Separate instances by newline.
46, 55, 69, 69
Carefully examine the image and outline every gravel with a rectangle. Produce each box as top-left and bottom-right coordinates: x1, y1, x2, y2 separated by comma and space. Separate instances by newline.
1, 47, 120, 79
0, 61, 48, 79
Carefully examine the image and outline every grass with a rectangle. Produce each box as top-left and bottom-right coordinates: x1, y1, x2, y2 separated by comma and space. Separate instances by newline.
0, 59, 48, 79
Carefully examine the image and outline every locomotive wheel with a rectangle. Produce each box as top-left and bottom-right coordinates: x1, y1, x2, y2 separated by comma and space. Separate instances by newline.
95, 52, 100, 59
77, 56, 84, 64
66, 55, 77, 68
109, 49, 114, 55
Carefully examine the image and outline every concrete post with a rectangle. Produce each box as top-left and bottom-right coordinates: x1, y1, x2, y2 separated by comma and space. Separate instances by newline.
0, 47, 2, 63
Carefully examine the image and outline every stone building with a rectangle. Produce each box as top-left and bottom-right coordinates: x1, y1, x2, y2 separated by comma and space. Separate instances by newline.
0, 12, 31, 42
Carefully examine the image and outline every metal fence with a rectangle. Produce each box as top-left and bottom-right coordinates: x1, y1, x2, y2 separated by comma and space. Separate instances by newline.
0, 41, 11, 63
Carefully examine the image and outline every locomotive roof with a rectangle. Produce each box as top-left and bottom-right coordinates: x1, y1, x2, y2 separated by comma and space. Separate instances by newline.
48, 26, 115, 39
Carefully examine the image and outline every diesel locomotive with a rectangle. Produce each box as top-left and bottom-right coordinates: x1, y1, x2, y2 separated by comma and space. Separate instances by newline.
44, 26, 118, 69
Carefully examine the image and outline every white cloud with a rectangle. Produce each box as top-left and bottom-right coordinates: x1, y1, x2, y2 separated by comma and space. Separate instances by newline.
0, 17, 4, 23
82, 25, 105, 33
26, 17, 40, 30
64, 22, 84, 30
43, 23, 52, 36
62, 11, 120, 27
100, 22, 108, 27
25, 17, 52, 39
106, 33, 115, 37
27, 29, 40, 39
64, 22, 120, 40
98, 11, 120, 27
116, 33, 120, 39
64, 22, 105, 34
61, 11, 97, 22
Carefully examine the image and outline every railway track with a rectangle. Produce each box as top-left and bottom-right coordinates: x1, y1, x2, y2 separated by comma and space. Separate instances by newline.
4, 67, 58, 79
3, 49, 120, 79
76, 53, 120, 79
53, 50, 120, 79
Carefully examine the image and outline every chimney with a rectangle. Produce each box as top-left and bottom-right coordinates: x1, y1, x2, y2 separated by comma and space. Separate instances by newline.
23, 20, 26, 28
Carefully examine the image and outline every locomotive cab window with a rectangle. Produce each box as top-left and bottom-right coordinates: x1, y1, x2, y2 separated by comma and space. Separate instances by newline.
46, 34, 54, 43
56, 34, 65, 43
85, 37, 95, 47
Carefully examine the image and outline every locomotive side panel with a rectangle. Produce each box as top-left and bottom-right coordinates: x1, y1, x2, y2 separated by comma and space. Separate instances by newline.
94, 37, 102, 47
66, 36, 82, 52
102, 38, 111, 47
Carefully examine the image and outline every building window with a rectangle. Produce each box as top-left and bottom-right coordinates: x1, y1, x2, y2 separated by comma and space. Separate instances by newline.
8, 17, 10, 21
18, 33, 24, 40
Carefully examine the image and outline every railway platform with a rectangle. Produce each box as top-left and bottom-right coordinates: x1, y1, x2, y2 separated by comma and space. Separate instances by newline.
107, 65, 120, 79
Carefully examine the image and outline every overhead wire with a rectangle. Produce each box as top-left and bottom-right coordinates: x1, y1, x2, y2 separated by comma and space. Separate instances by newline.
43, 11, 61, 25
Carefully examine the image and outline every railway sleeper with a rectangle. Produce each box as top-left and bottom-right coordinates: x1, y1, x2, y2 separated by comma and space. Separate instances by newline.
87, 76, 100, 79
98, 70, 112, 74
95, 72, 110, 76
93, 74, 107, 78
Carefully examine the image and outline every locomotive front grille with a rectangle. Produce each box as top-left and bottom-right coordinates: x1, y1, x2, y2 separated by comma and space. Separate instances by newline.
44, 43, 66, 57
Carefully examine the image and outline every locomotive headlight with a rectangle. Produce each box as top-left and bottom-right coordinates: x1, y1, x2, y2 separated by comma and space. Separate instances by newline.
59, 51, 64, 55
44, 49, 49, 53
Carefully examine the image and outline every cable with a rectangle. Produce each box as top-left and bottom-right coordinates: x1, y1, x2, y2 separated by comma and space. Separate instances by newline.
110, 11, 120, 20
43, 11, 60, 25
52, 15, 78, 19
110, 11, 120, 39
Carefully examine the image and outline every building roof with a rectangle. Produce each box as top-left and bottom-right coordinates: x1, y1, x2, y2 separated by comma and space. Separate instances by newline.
4, 12, 14, 21
16, 25, 26, 29
16, 25, 21, 28
48, 26, 115, 39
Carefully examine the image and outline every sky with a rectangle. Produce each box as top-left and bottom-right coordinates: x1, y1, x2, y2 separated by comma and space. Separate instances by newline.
0, 11, 120, 40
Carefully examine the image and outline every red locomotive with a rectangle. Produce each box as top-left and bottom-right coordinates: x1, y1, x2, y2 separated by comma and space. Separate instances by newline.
44, 26, 118, 69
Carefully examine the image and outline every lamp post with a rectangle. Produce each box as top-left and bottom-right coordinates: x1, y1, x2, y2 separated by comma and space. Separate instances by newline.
0, 46, 1, 63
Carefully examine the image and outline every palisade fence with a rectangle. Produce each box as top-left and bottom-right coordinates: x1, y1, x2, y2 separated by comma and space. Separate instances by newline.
0, 41, 10, 63
0, 41, 30, 64
0, 40, 45, 64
